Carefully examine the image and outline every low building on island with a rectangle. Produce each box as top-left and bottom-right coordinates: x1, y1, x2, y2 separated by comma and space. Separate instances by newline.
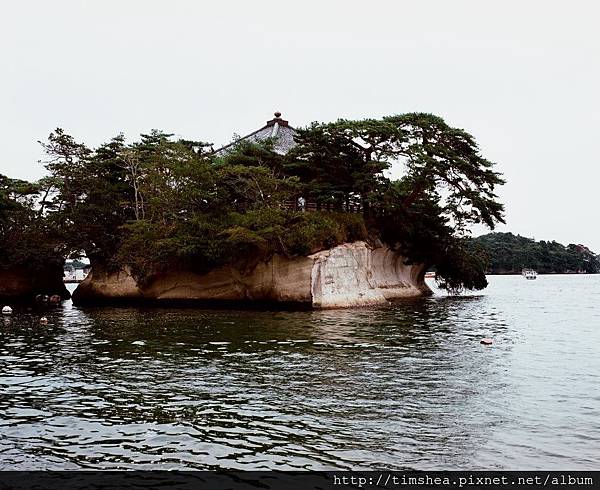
214, 112, 297, 156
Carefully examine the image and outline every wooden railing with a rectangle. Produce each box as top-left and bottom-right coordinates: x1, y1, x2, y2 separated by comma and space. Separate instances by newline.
282, 200, 363, 213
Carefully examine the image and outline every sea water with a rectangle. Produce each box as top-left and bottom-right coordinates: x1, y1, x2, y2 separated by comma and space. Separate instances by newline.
0, 275, 598, 469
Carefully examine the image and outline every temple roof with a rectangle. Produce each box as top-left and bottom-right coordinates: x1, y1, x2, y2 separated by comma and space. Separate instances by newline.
214, 112, 297, 156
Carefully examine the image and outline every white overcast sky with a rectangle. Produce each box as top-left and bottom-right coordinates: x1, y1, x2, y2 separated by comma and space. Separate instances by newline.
1, 1, 598, 249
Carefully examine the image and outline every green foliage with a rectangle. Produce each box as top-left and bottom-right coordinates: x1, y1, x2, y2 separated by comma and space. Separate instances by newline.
383, 113, 505, 230
215, 139, 286, 174
286, 119, 392, 212
473, 233, 599, 274
3, 112, 508, 293
286, 113, 505, 230
0, 174, 64, 274
434, 241, 489, 293
116, 207, 368, 283
282, 212, 368, 257
39, 129, 133, 263
373, 186, 491, 292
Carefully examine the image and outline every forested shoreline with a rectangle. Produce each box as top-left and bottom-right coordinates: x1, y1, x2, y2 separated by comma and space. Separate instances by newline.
472, 233, 599, 274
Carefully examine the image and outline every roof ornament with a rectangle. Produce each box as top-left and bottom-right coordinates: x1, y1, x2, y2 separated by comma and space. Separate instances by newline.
266, 111, 288, 128
213, 111, 296, 155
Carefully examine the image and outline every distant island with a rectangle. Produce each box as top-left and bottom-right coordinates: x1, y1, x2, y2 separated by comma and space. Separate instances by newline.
472, 232, 599, 274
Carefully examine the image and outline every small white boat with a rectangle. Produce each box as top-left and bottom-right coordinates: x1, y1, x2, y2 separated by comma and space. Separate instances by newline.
522, 268, 537, 280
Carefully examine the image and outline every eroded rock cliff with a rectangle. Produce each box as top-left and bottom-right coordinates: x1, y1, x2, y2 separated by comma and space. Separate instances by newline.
310, 242, 430, 308
72, 241, 430, 308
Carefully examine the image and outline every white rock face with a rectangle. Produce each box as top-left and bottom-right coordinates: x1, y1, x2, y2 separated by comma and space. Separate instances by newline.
73, 241, 430, 308
310, 242, 429, 308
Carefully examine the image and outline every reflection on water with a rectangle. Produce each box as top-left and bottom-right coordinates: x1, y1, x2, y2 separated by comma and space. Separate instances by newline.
0, 276, 599, 469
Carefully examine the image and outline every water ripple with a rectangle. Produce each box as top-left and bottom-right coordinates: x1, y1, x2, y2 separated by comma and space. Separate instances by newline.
0, 275, 599, 469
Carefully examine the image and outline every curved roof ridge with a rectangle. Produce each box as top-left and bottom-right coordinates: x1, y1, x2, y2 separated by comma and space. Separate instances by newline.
214, 112, 297, 156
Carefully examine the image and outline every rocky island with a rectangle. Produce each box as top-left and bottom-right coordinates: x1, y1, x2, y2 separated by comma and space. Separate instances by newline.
2, 112, 505, 307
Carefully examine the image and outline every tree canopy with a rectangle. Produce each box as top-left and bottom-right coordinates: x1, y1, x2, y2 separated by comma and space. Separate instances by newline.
287, 114, 505, 230
0, 174, 64, 274
473, 233, 599, 274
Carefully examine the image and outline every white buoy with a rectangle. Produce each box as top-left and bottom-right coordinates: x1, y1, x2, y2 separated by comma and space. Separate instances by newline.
2, 306, 12, 315
39, 316, 49, 325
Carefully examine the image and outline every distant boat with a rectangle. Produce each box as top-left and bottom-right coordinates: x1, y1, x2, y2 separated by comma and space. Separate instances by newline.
425, 271, 436, 279
522, 268, 537, 280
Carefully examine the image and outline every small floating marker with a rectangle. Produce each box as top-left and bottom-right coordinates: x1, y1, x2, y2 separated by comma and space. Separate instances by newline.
39, 317, 49, 325
2, 306, 12, 315
480, 338, 493, 345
